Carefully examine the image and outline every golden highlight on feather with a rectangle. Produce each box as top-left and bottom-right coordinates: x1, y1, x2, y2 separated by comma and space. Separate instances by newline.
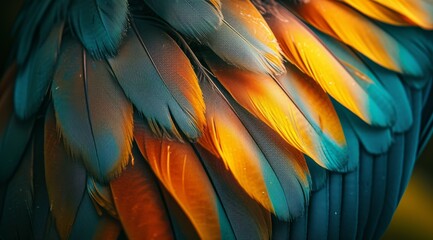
278, 63, 346, 146
374, 0, 433, 29
295, 0, 418, 75
110, 152, 174, 240
134, 120, 222, 240
206, 57, 347, 169
343, 0, 411, 26
266, 4, 391, 125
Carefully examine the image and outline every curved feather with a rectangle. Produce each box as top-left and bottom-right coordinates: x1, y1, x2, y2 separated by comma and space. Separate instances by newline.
134, 116, 224, 239
108, 19, 205, 140
343, 0, 411, 26
197, 79, 290, 219
69, 0, 128, 58
110, 147, 174, 240
295, 0, 424, 76
52, 36, 133, 181
143, 0, 222, 40
87, 178, 117, 218
196, 147, 272, 240
202, 0, 284, 75
0, 65, 34, 183
266, 5, 396, 127
14, 22, 64, 119
206, 56, 349, 171
69, 192, 121, 240
44, 105, 87, 239
374, 0, 433, 29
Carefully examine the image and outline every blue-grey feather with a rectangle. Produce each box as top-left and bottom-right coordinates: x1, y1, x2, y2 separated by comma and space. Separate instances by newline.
69, 0, 128, 59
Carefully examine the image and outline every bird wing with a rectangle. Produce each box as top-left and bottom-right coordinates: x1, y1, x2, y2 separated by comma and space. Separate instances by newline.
1, 0, 433, 239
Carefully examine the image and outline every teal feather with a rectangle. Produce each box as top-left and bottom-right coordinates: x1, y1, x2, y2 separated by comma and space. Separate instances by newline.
14, 22, 64, 119
202, 0, 284, 75
315, 30, 397, 127
339, 168, 360, 239
232, 100, 311, 220
69, 0, 128, 58
143, 0, 222, 40
199, 79, 290, 220
196, 147, 272, 240
335, 102, 392, 154
363, 59, 413, 132
52, 36, 133, 181
0, 135, 34, 239
44, 105, 87, 240
69, 191, 121, 239
108, 19, 205, 140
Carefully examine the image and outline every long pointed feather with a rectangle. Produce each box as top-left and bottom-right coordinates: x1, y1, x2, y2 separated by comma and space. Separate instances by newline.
374, 0, 433, 29
0, 64, 34, 182
196, 146, 272, 240
14, 22, 64, 119
143, 0, 222, 40
52, 36, 133, 181
134, 116, 224, 239
108, 19, 205, 140
197, 79, 289, 219
69, 0, 128, 58
110, 147, 174, 240
44, 105, 87, 239
295, 0, 424, 76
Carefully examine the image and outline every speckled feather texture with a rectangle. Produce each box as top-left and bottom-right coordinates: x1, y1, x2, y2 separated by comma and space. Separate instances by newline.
1, 0, 433, 239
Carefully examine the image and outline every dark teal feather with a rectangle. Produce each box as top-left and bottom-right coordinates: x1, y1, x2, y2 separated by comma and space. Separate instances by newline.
69, 0, 128, 58
355, 151, 373, 239
339, 167, 360, 239
69, 191, 121, 239
363, 59, 413, 132
306, 177, 330, 239
327, 174, 342, 240
108, 19, 205, 140
44, 105, 87, 239
196, 147, 272, 240
14, 22, 64, 119
143, 0, 222, 40
52, 36, 133, 181
0, 135, 34, 240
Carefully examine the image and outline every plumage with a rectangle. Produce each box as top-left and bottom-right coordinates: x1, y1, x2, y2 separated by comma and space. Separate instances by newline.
134, 115, 226, 240
1, 0, 433, 239
44, 105, 87, 239
14, 22, 64, 119
296, 0, 424, 76
110, 147, 174, 240
52, 36, 133, 180
198, 79, 290, 219
202, 0, 285, 75
143, 0, 222, 40
108, 19, 205, 140
0, 64, 34, 182
374, 0, 433, 29
69, 0, 128, 58
206, 56, 349, 171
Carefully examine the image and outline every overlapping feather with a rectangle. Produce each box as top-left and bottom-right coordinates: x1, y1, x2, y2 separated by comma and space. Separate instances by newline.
143, 0, 223, 40
134, 116, 224, 239
52, 36, 133, 181
202, 0, 285, 75
108, 19, 205, 141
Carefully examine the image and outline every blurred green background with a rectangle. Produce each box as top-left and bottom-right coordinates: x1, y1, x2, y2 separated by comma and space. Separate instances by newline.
0, 2, 432, 238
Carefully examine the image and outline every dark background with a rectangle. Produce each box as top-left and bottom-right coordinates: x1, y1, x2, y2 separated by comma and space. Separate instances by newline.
0, 2, 432, 238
